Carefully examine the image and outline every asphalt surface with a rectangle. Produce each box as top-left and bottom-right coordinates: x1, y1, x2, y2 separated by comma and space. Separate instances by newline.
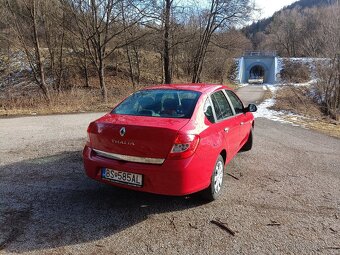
236, 85, 266, 106
0, 86, 339, 255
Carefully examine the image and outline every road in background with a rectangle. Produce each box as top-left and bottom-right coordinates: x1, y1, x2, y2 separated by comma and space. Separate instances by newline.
236, 85, 266, 106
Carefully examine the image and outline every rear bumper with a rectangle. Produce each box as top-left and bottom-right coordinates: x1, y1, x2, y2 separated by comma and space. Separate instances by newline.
83, 146, 211, 196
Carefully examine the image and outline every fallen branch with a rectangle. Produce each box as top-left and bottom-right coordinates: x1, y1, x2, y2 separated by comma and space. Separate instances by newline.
267, 220, 281, 226
227, 173, 239, 180
189, 222, 198, 229
325, 247, 340, 250
210, 220, 235, 236
329, 227, 337, 233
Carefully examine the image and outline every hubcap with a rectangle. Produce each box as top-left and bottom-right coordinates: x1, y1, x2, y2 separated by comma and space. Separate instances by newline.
213, 161, 223, 193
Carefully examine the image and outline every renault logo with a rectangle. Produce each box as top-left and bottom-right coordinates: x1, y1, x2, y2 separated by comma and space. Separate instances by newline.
119, 127, 126, 137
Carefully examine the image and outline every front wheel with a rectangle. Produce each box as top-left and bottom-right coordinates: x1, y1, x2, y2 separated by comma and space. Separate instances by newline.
201, 155, 224, 201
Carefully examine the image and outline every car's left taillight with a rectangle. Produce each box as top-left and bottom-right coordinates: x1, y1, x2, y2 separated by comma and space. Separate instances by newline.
86, 122, 95, 147
168, 133, 200, 160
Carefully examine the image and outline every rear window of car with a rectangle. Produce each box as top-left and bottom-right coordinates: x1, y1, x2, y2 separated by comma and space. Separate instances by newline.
112, 89, 201, 118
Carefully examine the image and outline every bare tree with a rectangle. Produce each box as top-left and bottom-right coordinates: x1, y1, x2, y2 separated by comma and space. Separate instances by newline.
267, 9, 303, 57
191, 0, 253, 83
65, 0, 146, 102
41, 0, 67, 92
313, 5, 340, 120
6, 0, 51, 101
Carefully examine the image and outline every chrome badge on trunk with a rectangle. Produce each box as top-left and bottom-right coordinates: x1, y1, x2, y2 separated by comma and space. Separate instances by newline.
120, 127, 126, 137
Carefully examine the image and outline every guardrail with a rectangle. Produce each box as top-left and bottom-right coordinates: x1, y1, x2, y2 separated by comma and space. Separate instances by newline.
243, 51, 277, 57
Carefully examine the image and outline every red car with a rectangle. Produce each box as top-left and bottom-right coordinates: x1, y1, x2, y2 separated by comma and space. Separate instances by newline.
83, 84, 257, 200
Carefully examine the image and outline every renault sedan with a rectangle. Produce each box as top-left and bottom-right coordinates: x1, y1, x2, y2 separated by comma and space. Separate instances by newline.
83, 84, 257, 200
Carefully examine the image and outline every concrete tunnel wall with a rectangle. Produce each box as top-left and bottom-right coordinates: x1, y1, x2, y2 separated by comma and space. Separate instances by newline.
238, 55, 279, 84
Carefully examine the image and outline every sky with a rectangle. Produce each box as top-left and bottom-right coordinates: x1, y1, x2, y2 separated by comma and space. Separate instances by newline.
254, 0, 298, 19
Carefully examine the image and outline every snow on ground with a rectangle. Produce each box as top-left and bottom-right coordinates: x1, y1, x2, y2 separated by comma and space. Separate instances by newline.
252, 83, 314, 128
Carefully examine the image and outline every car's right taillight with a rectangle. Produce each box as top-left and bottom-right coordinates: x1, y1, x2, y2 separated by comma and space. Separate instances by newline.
168, 133, 200, 160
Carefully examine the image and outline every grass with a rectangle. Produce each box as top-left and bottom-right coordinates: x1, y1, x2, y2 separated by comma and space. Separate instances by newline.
0, 75, 139, 117
0, 89, 116, 116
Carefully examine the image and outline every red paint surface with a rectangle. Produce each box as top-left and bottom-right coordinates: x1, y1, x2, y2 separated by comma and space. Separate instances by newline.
83, 83, 254, 196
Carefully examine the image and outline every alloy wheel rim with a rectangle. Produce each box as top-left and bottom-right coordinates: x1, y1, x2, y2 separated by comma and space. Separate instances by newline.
214, 161, 223, 193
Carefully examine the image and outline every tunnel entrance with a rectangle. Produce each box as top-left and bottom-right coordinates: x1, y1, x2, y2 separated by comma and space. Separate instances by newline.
248, 65, 265, 84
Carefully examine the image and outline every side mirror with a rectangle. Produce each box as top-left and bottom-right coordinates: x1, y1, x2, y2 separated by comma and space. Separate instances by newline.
245, 104, 257, 113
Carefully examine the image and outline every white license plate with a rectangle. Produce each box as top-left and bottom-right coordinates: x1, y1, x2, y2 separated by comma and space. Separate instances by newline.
101, 168, 143, 187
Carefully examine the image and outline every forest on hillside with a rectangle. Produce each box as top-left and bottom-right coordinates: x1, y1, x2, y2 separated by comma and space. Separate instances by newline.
0, 0, 339, 119
245, 0, 339, 57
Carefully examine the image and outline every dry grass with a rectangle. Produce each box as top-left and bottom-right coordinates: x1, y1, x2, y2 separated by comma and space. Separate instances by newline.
270, 86, 322, 116
263, 87, 273, 101
0, 89, 116, 116
0, 75, 141, 116
270, 85, 340, 138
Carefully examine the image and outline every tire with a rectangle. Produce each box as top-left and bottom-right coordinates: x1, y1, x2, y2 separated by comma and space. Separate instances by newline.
201, 155, 224, 201
241, 130, 253, 151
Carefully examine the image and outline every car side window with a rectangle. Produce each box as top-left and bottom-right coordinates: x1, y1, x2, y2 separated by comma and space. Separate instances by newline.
210, 91, 234, 121
225, 90, 244, 114
204, 99, 215, 123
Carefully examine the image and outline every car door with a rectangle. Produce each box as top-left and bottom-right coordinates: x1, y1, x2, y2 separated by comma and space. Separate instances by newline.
209, 90, 240, 160
224, 90, 251, 147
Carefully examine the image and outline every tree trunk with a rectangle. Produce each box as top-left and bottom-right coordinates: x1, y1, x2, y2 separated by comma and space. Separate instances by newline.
133, 46, 140, 85
126, 45, 137, 91
163, 0, 172, 84
32, 0, 50, 102
98, 60, 108, 103
57, 15, 65, 93
192, 41, 209, 83
84, 61, 90, 88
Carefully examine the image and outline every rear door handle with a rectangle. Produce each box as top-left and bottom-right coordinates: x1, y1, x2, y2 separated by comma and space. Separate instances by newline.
240, 122, 245, 125
224, 127, 229, 133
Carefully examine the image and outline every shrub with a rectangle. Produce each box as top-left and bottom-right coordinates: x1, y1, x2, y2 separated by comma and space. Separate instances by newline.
280, 60, 310, 83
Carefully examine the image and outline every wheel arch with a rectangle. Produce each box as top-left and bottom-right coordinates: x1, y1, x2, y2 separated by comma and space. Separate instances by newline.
220, 149, 227, 165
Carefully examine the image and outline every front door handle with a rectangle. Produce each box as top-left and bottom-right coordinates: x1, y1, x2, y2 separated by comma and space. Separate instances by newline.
224, 127, 229, 133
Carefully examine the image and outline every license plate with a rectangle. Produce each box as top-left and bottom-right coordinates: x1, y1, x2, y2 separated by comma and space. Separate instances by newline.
101, 168, 143, 187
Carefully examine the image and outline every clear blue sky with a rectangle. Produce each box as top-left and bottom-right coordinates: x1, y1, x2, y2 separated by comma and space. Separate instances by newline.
254, 0, 298, 19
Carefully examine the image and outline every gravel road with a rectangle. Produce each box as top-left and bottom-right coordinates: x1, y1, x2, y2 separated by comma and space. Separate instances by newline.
1, 88, 339, 254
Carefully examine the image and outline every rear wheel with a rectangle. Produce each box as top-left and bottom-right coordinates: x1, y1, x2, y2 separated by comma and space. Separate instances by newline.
241, 130, 253, 151
201, 155, 224, 201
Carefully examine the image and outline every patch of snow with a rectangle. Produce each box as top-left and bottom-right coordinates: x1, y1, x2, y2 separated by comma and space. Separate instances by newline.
238, 83, 249, 87
263, 84, 279, 93
253, 98, 282, 121
287, 79, 318, 87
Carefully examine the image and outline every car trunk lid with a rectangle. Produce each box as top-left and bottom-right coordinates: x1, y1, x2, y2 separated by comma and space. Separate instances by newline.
89, 114, 190, 160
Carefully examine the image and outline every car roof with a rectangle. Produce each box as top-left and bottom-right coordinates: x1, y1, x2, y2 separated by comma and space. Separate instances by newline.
142, 83, 233, 94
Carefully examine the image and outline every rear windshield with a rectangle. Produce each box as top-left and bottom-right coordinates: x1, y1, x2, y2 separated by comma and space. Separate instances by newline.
112, 89, 201, 118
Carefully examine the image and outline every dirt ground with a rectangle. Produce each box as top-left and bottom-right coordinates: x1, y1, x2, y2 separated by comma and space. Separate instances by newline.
0, 111, 339, 255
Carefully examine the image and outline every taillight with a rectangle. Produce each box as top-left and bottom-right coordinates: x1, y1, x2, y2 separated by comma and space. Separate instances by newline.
168, 133, 200, 159
86, 122, 94, 146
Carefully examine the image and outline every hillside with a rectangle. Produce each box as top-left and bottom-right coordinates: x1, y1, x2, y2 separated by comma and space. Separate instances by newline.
244, 0, 337, 38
